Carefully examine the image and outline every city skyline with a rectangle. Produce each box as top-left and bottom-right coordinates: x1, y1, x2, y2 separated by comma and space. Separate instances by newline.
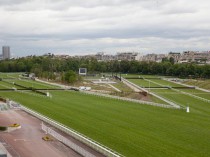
0, 0, 210, 57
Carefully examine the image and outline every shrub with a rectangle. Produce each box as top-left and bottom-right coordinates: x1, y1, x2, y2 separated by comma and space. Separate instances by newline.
42, 136, 53, 141
10, 123, 20, 127
0, 126, 7, 131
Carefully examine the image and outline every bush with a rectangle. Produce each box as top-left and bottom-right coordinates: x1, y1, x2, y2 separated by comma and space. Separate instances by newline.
0, 126, 7, 131
10, 123, 20, 127
42, 136, 53, 141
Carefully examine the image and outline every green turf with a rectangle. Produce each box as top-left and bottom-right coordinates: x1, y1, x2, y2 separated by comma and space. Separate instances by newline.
0, 90, 210, 157
0, 81, 25, 89
184, 79, 210, 90
150, 89, 210, 115
178, 89, 210, 101
122, 74, 162, 78
0, 72, 22, 78
145, 79, 210, 101
147, 79, 185, 87
129, 79, 161, 87
4, 79, 58, 89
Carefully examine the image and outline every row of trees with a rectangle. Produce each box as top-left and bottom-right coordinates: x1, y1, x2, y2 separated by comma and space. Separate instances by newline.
0, 56, 210, 79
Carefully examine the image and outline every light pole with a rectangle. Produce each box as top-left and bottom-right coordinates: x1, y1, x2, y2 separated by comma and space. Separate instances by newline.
118, 60, 121, 81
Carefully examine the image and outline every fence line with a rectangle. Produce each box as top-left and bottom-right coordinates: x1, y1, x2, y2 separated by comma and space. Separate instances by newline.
159, 78, 210, 103
171, 88, 210, 103
20, 105, 123, 157
81, 90, 179, 109
120, 77, 181, 109
163, 78, 210, 93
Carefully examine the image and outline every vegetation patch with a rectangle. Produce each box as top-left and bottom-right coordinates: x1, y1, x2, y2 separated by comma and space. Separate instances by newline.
42, 136, 53, 141
10, 123, 20, 127
0, 126, 7, 131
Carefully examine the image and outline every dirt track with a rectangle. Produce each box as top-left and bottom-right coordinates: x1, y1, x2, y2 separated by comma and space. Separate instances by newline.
0, 110, 104, 157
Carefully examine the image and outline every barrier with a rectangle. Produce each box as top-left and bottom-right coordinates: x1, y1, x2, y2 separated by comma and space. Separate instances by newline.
121, 77, 181, 109
172, 88, 210, 103
81, 90, 179, 109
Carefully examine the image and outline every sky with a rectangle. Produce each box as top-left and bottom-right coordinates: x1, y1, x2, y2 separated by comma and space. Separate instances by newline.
0, 0, 210, 57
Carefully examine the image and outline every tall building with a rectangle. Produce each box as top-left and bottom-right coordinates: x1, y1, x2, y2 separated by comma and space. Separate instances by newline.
2, 46, 10, 60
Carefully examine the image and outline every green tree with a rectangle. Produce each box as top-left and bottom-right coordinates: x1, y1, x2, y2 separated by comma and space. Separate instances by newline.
64, 70, 77, 84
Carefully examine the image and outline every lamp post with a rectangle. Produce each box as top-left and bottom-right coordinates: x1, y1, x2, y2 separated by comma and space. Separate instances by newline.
118, 60, 121, 81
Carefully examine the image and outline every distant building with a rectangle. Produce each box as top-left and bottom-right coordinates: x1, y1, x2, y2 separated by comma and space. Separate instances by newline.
168, 52, 181, 63
116, 52, 140, 61
95, 52, 116, 61
2, 46, 10, 60
139, 54, 166, 62
179, 51, 210, 63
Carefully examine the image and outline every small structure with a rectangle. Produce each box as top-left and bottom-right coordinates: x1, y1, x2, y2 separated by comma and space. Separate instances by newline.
46, 92, 50, 97
79, 68, 87, 76
186, 106, 190, 113
79, 86, 91, 91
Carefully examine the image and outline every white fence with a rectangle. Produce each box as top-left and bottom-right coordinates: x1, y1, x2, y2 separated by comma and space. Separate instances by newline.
41, 123, 95, 157
81, 90, 179, 109
172, 88, 210, 104
121, 78, 181, 109
20, 106, 123, 157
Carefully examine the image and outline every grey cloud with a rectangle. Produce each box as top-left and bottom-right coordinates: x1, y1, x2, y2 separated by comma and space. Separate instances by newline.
0, 0, 210, 56
0, 0, 30, 6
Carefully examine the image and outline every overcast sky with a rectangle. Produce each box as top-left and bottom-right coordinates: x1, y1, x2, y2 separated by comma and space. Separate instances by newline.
0, 0, 210, 57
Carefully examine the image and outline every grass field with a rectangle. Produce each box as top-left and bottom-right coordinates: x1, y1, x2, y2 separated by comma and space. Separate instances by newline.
122, 74, 162, 78
0, 81, 25, 89
179, 89, 210, 100
129, 79, 162, 87
0, 89, 210, 156
131, 77, 210, 114
0, 72, 22, 78
144, 78, 210, 102
147, 79, 185, 87
4, 79, 58, 89
0, 73, 210, 156
184, 79, 210, 90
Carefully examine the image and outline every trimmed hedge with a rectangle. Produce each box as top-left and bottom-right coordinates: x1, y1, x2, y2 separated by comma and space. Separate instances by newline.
0, 126, 7, 131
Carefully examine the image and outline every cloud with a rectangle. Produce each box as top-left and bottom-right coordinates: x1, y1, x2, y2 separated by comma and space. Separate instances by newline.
0, 0, 210, 57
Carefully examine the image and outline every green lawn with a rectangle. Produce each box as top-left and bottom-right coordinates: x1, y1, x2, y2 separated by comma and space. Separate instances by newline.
6, 79, 58, 89
0, 72, 22, 78
184, 79, 210, 90
0, 90, 210, 157
0, 81, 25, 89
122, 74, 162, 78
178, 89, 210, 100
148, 79, 185, 87
150, 89, 210, 115
129, 79, 162, 87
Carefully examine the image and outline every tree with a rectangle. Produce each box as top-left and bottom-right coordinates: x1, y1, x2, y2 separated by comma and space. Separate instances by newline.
64, 70, 77, 84
169, 57, 175, 64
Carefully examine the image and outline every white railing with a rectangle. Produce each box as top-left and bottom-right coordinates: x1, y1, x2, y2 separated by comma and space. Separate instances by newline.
121, 78, 181, 109
20, 105, 123, 157
41, 123, 95, 157
81, 90, 178, 109
159, 78, 210, 103
163, 78, 210, 93
172, 88, 210, 103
